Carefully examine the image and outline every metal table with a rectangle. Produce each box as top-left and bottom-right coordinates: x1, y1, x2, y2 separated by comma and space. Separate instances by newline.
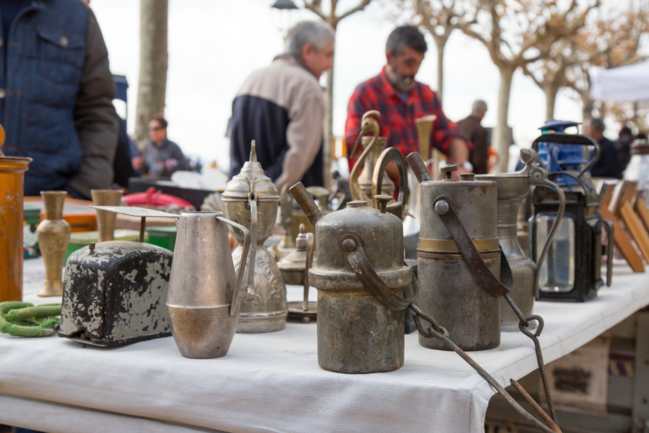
0, 259, 647, 433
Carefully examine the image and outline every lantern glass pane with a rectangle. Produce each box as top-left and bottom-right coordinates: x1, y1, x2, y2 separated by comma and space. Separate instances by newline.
536, 213, 575, 293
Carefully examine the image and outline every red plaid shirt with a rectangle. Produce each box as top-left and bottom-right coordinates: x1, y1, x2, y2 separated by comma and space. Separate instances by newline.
344, 68, 468, 168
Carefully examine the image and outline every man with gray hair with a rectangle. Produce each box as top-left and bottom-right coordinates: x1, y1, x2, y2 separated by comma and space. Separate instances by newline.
229, 21, 335, 190
457, 100, 490, 174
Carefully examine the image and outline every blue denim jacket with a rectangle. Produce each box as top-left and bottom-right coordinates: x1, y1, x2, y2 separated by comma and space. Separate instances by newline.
1, 0, 89, 194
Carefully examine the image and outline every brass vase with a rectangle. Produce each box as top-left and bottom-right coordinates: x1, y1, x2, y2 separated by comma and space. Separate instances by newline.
37, 191, 70, 297
91, 189, 123, 242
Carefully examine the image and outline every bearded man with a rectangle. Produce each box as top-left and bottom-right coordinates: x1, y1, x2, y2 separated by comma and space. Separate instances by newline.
345, 25, 470, 175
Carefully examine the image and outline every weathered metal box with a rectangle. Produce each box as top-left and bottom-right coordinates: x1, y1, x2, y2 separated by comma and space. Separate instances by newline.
59, 241, 173, 347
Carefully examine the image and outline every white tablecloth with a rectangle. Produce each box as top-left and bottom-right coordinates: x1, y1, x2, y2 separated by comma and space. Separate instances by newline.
0, 259, 647, 433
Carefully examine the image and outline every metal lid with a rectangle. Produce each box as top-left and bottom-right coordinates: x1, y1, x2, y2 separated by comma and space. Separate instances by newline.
631, 139, 649, 156
222, 141, 281, 202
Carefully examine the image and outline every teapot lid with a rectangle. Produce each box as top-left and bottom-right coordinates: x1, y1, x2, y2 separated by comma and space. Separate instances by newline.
222, 141, 281, 202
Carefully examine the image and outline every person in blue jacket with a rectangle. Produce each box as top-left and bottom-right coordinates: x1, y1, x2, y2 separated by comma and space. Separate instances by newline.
587, 118, 622, 179
0, 0, 118, 199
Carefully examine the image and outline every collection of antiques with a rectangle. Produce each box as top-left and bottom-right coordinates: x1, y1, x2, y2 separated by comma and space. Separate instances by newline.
7, 114, 649, 433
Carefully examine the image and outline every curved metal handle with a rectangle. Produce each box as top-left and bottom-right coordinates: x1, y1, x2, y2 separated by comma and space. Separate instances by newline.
216, 216, 251, 317
531, 132, 600, 178
597, 219, 614, 287
340, 233, 416, 311
302, 232, 314, 312
349, 111, 381, 202
433, 196, 510, 297
245, 192, 258, 301
528, 168, 566, 298
371, 147, 409, 219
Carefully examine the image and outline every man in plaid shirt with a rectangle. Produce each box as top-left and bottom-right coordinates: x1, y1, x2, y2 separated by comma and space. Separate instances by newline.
344, 26, 471, 175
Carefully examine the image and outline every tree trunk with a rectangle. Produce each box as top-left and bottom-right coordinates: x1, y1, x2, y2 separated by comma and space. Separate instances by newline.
323, 63, 334, 188
581, 93, 594, 126
435, 38, 445, 102
493, 66, 514, 173
544, 85, 558, 121
134, 0, 169, 151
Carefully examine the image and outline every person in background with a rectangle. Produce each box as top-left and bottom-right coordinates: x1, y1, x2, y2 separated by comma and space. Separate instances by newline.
588, 118, 622, 179
345, 25, 470, 176
133, 114, 189, 179
457, 100, 489, 174
617, 126, 633, 172
228, 21, 334, 191
112, 117, 136, 189
0, 0, 118, 199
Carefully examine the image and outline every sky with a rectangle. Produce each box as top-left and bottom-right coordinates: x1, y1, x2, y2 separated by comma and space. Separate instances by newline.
91, 0, 587, 169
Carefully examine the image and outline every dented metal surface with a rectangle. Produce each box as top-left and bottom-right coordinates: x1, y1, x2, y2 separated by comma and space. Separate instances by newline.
59, 241, 172, 347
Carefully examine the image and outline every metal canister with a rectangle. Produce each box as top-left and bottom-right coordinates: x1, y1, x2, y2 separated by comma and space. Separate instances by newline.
0, 156, 31, 303
291, 183, 413, 374
222, 141, 286, 333
409, 159, 501, 351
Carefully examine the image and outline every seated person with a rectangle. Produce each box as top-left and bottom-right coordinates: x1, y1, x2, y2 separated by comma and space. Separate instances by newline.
134, 114, 189, 179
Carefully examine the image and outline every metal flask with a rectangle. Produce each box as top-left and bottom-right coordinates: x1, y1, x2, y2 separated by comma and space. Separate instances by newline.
222, 141, 287, 333
167, 212, 251, 359
476, 149, 566, 331
290, 183, 414, 374
407, 156, 501, 351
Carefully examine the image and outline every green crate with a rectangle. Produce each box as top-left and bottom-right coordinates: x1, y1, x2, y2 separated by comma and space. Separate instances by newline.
66, 229, 144, 261
145, 226, 177, 251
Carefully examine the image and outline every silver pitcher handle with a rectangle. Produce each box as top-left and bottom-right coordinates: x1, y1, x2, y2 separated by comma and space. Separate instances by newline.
216, 216, 251, 317
245, 191, 258, 301
527, 167, 566, 298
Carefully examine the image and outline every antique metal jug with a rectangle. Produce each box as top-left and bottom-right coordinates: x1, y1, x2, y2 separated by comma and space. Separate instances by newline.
407, 156, 501, 351
60, 207, 175, 347
277, 224, 316, 323
222, 141, 287, 333
167, 212, 250, 359
476, 149, 566, 331
91, 189, 123, 242
290, 183, 414, 374
37, 191, 70, 297
349, 111, 394, 205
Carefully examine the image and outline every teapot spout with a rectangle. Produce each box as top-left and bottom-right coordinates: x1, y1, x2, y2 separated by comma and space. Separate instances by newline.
290, 182, 323, 227
406, 152, 433, 183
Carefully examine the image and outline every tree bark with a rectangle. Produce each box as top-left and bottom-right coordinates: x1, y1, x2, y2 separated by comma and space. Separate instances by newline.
493, 66, 514, 173
544, 85, 558, 121
134, 0, 169, 151
323, 61, 334, 188
581, 93, 594, 126
435, 38, 445, 102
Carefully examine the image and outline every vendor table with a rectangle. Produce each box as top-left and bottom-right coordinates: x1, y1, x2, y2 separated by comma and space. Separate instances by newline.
0, 259, 647, 433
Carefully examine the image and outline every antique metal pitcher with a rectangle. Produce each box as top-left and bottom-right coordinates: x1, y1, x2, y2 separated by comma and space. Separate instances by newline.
476, 149, 566, 331
222, 141, 287, 333
408, 157, 502, 351
290, 183, 414, 374
349, 111, 394, 205
167, 212, 250, 359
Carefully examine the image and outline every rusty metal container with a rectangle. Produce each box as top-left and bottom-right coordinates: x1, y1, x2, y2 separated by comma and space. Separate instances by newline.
476, 149, 565, 331
291, 183, 413, 374
409, 159, 501, 351
0, 156, 31, 303
222, 141, 286, 333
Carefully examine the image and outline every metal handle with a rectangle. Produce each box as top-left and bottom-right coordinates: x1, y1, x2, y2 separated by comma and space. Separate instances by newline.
371, 147, 409, 219
340, 233, 416, 311
349, 111, 381, 202
597, 219, 614, 287
245, 192, 258, 302
303, 232, 314, 312
216, 216, 251, 317
406, 152, 433, 182
528, 168, 566, 298
432, 196, 510, 297
531, 132, 600, 178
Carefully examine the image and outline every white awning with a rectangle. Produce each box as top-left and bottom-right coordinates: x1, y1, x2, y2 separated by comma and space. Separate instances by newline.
590, 61, 649, 101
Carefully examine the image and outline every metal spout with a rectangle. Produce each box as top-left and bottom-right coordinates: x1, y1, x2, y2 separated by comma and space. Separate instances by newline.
406, 152, 433, 183
290, 182, 323, 227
